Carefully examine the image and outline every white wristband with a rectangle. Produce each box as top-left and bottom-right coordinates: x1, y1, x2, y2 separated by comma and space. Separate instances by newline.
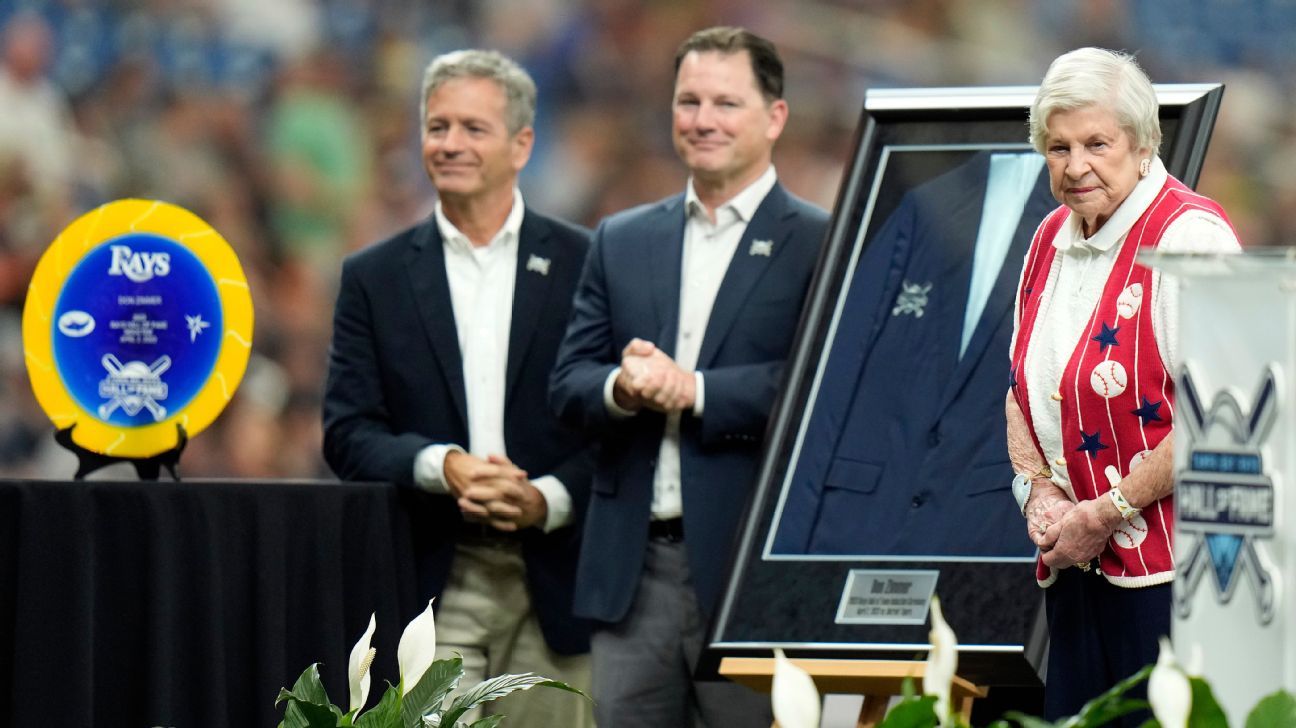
1108, 486, 1141, 520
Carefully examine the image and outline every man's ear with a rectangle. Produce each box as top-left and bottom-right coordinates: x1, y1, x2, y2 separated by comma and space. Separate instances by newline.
765, 98, 789, 143
511, 126, 535, 171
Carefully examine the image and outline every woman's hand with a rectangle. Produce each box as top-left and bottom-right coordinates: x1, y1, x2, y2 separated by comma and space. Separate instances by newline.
1040, 496, 1123, 568
1026, 481, 1075, 550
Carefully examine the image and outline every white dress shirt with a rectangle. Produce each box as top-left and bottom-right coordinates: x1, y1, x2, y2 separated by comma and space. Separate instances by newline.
1014, 157, 1240, 498
412, 188, 572, 532
604, 166, 779, 519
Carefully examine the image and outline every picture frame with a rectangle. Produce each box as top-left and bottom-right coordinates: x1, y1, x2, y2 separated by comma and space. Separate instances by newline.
704, 84, 1225, 686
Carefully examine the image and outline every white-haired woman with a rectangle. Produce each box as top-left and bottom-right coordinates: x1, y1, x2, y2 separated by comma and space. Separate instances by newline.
1006, 47, 1240, 721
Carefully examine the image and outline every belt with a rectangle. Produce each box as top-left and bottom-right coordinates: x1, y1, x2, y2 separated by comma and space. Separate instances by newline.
648, 517, 684, 542
460, 522, 522, 546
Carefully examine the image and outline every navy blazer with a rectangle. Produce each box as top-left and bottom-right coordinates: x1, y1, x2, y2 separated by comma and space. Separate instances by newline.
322, 209, 594, 655
550, 182, 829, 624
772, 151, 1052, 556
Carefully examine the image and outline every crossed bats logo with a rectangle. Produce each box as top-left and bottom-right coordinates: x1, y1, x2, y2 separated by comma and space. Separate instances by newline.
98, 354, 171, 422
1174, 363, 1281, 626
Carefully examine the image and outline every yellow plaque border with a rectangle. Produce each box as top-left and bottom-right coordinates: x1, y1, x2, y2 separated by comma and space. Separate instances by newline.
23, 199, 254, 458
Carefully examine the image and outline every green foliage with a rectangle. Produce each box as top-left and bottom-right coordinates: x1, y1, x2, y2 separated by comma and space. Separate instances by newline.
1245, 690, 1296, 728
274, 658, 586, 728
882, 660, 1294, 728
400, 657, 464, 728
1186, 677, 1229, 728
439, 673, 587, 727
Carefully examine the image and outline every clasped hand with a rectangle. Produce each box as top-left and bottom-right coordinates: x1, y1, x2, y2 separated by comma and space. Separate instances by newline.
443, 451, 546, 531
613, 338, 695, 414
1030, 482, 1123, 569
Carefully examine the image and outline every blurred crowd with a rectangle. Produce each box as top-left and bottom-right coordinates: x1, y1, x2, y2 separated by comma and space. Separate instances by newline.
1, 0, 1293, 480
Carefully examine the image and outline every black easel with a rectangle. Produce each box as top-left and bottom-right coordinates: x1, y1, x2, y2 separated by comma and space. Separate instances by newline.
54, 424, 188, 481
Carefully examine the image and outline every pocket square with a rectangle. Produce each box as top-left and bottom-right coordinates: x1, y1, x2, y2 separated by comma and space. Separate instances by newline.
749, 239, 773, 257
526, 254, 551, 275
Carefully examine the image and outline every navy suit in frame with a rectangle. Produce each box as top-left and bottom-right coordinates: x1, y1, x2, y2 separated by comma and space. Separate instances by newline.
551, 183, 829, 623
773, 151, 1053, 556
323, 210, 593, 655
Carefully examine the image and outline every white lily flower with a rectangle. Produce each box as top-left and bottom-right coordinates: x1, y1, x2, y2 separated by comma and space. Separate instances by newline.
771, 648, 820, 728
923, 597, 958, 726
1148, 637, 1192, 728
398, 599, 438, 695
347, 613, 377, 713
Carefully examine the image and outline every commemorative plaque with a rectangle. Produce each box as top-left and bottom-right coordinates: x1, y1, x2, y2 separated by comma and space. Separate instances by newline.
23, 199, 254, 459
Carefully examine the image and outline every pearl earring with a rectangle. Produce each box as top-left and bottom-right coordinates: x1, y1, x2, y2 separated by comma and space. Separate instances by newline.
1139, 158, 1151, 178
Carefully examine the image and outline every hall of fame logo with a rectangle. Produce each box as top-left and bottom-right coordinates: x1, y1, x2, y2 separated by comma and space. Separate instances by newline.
22, 200, 253, 458
1174, 364, 1281, 626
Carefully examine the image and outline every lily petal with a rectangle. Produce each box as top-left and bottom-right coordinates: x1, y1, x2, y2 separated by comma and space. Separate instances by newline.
772, 648, 821, 728
398, 599, 437, 696
923, 597, 958, 726
1148, 637, 1191, 728
347, 613, 377, 713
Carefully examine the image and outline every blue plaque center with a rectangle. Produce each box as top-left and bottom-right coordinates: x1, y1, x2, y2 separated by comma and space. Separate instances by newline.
52, 233, 223, 427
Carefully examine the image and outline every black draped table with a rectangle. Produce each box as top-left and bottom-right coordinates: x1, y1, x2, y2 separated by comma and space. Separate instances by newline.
0, 479, 420, 728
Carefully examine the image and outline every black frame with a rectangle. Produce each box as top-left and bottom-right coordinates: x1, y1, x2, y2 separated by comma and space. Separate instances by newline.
703, 84, 1225, 686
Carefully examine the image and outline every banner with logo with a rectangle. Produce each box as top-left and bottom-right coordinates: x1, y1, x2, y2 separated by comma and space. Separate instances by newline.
23, 199, 254, 458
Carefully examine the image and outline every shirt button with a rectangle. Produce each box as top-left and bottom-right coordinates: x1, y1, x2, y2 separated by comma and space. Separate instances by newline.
911, 494, 927, 508
1051, 392, 1063, 402
1055, 457, 1067, 467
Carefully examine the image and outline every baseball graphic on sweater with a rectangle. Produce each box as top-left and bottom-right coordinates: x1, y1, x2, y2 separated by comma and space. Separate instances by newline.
1090, 360, 1128, 398
1116, 283, 1144, 319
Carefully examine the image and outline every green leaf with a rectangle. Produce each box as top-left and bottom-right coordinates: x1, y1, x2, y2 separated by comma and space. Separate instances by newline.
356, 683, 402, 728
1000, 710, 1058, 728
1063, 664, 1152, 727
466, 715, 505, 728
1246, 690, 1296, 728
282, 698, 341, 728
401, 657, 464, 728
1187, 677, 1229, 728
877, 694, 938, 728
439, 673, 587, 727
278, 664, 333, 708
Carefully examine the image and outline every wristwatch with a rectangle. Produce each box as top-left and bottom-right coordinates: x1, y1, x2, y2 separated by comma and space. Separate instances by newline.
1012, 473, 1033, 516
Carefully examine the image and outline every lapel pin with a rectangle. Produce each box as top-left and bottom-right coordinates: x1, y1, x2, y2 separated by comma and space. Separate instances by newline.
526, 254, 551, 276
749, 239, 773, 257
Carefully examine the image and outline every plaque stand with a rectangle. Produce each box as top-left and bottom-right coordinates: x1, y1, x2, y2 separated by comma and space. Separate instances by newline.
719, 656, 986, 727
55, 423, 188, 481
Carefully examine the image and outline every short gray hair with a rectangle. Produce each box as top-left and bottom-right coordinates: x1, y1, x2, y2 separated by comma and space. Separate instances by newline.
1029, 47, 1161, 155
419, 49, 537, 135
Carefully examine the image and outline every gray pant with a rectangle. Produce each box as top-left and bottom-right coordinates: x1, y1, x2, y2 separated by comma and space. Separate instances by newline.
591, 538, 772, 727
434, 540, 594, 728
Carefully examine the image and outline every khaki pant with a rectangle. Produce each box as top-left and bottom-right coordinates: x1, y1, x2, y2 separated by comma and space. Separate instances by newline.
434, 540, 594, 727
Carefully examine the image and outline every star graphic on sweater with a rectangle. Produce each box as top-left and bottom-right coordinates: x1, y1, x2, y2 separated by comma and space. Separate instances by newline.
1075, 430, 1110, 458
1091, 322, 1120, 352
1131, 396, 1164, 424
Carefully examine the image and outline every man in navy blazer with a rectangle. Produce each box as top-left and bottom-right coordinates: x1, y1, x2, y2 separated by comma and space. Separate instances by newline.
772, 150, 1053, 557
323, 50, 592, 727
551, 27, 828, 728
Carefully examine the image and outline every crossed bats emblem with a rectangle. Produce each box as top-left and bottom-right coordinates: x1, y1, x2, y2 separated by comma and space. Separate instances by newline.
1174, 364, 1280, 625
97, 353, 171, 422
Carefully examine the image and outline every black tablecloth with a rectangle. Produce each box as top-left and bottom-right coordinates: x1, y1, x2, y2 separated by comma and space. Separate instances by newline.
0, 479, 420, 728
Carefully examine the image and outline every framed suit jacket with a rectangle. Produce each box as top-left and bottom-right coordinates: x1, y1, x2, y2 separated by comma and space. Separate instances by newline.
550, 182, 829, 624
322, 208, 593, 655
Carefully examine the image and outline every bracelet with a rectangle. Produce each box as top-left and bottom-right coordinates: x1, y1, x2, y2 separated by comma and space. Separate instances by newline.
1108, 486, 1141, 520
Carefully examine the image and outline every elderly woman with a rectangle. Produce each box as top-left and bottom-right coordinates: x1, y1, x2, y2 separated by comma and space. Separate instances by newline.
1006, 48, 1240, 719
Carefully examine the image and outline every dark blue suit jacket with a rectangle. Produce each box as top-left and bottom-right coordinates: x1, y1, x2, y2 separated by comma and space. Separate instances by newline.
550, 182, 829, 624
772, 151, 1052, 556
322, 209, 593, 655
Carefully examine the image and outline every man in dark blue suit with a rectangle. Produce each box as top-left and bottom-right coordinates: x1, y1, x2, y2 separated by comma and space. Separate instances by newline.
772, 150, 1054, 556
322, 50, 592, 727
551, 26, 829, 728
